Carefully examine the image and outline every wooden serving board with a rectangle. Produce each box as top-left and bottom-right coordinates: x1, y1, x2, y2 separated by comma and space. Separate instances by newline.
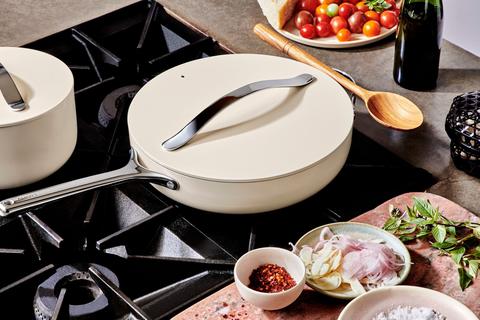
172, 192, 480, 320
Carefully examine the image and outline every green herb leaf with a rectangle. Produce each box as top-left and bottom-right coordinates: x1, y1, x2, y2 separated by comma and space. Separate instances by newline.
450, 247, 466, 265
383, 216, 400, 231
446, 226, 456, 236
398, 235, 416, 242
431, 241, 456, 249
413, 197, 434, 218
468, 260, 479, 279
383, 197, 480, 291
459, 267, 473, 291
473, 227, 480, 239
365, 0, 392, 13
432, 225, 447, 243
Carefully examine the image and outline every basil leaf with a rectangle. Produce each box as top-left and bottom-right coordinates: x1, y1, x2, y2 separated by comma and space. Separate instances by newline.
473, 227, 480, 239
399, 235, 416, 242
468, 260, 479, 279
432, 225, 446, 243
459, 267, 473, 291
431, 241, 456, 249
450, 247, 466, 265
446, 226, 456, 236
413, 197, 433, 218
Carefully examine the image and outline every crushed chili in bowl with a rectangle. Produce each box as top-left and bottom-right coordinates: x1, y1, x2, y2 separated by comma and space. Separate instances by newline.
248, 263, 296, 293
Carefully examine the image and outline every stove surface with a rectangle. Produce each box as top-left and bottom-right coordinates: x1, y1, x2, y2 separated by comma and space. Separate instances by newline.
0, 2, 436, 319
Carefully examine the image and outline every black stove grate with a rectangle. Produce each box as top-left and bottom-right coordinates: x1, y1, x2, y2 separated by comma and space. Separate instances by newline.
0, 1, 436, 319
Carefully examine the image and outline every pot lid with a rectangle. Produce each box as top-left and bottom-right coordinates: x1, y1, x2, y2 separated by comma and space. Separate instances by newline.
128, 54, 353, 182
0, 47, 73, 128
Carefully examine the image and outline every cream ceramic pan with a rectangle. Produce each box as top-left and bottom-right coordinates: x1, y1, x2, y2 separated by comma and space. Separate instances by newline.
0, 54, 353, 216
0, 47, 76, 189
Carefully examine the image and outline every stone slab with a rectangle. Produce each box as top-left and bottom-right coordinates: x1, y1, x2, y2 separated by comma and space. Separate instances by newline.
172, 192, 480, 319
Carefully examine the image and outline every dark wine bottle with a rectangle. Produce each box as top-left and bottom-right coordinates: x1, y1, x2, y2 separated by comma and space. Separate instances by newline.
393, 0, 444, 90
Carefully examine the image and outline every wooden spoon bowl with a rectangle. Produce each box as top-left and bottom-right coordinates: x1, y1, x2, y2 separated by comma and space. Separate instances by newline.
253, 23, 424, 131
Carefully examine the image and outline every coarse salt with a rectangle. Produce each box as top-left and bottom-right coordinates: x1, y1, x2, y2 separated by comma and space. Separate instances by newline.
372, 305, 447, 320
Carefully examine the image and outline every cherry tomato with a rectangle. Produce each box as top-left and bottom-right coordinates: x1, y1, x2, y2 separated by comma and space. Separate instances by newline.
380, 10, 398, 29
316, 22, 332, 37
348, 11, 367, 33
295, 10, 314, 30
299, 0, 320, 14
394, 8, 401, 17
326, 3, 339, 17
315, 13, 331, 24
338, 3, 356, 19
330, 16, 348, 34
344, 0, 360, 4
336, 28, 351, 41
321, 0, 340, 4
355, 1, 369, 12
362, 20, 381, 37
300, 23, 317, 38
316, 4, 329, 16
364, 10, 380, 22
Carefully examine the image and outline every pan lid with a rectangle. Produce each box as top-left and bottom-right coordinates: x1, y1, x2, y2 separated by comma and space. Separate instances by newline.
0, 47, 73, 128
128, 54, 353, 182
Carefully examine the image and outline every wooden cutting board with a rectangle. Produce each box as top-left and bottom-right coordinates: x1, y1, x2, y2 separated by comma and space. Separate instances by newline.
172, 192, 480, 319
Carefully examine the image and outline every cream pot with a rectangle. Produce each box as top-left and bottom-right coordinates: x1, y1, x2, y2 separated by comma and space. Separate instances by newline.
0, 54, 352, 216
0, 47, 76, 189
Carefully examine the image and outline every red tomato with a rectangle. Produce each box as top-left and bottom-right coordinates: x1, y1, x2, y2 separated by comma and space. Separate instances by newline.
294, 10, 314, 30
336, 28, 351, 41
330, 16, 348, 34
316, 22, 332, 37
338, 3, 356, 19
394, 8, 401, 17
321, 0, 341, 4
300, 24, 317, 38
363, 20, 381, 37
380, 10, 398, 29
355, 1, 369, 12
344, 0, 360, 4
364, 10, 380, 22
348, 11, 367, 33
315, 13, 331, 24
299, 0, 320, 14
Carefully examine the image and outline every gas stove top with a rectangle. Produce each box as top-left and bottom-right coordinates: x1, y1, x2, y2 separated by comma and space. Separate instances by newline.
0, 2, 435, 319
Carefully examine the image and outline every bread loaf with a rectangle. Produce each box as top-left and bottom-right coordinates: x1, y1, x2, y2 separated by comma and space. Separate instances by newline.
257, 0, 299, 29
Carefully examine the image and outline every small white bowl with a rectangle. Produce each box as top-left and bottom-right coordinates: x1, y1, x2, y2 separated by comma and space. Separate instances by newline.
338, 285, 479, 320
234, 247, 306, 310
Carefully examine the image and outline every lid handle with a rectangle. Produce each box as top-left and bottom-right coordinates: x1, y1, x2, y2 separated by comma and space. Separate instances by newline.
162, 73, 315, 151
0, 63, 26, 111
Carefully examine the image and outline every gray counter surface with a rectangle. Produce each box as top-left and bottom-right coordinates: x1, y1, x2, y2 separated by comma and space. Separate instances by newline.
1, 0, 480, 212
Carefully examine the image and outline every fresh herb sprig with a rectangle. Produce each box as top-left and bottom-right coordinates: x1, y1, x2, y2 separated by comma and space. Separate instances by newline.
383, 197, 480, 290
365, 0, 392, 12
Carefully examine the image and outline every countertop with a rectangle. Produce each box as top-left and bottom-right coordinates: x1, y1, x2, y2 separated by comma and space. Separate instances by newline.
1, 0, 480, 213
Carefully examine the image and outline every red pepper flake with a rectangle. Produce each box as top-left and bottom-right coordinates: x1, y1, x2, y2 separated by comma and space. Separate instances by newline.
248, 263, 296, 293
222, 302, 229, 307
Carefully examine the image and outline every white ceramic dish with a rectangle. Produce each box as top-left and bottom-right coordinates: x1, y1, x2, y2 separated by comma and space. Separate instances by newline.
234, 247, 306, 310
295, 222, 411, 299
338, 285, 479, 320
276, 20, 396, 49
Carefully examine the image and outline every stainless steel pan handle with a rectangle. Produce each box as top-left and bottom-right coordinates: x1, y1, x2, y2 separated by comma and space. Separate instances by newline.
0, 63, 26, 111
0, 149, 178, 217
162, 73, 315, 151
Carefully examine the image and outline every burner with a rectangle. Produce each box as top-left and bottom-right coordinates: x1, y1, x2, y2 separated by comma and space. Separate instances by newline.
33, 264, 119, 320
98, 85, 140, 127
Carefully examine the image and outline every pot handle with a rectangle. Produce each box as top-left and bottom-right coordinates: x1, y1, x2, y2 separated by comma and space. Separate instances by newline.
0, 149, 178, 217
161, 73, 315, 151
0, 63, 26, 111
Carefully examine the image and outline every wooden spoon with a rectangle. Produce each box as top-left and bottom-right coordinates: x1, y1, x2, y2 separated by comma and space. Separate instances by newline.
253, 23, 423, 130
